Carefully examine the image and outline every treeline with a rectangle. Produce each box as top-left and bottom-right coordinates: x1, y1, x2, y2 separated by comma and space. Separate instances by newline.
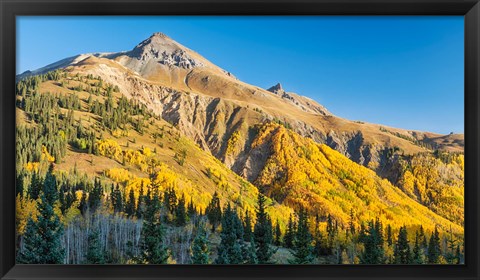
16, 164, 464, 264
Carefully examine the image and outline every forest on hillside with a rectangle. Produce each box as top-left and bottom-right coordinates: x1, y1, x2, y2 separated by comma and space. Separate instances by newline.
15, 71, 464, 264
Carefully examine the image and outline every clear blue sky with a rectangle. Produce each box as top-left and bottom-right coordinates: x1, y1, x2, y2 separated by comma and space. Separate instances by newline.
17, 16, 464, 134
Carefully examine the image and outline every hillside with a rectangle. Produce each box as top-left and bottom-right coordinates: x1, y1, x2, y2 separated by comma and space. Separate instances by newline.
18, 32, 464, 178
15, 32, 464, 265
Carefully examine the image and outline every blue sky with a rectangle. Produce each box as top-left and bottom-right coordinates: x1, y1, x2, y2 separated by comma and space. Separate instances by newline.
17, 16, 464, 134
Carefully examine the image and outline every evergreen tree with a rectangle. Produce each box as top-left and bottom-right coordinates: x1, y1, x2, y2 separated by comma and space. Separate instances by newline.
274, 220, 282, 246
28, 171, 42, 200
85, 230, 105, 264
386, 224, 393, 247
284, 214, 295, 249
412, 231, 425, 264
243, 235, 258, 264
18, 164, 64, 264
419, 225, 428, 249
191, 222, 210, 264
111, 184, 123, 213
16, 172, 25, 197
88, 178, 102, 213
427, 227, 441, 264
290, 207, 314, 264
215, 204, 243, 264
76, 190, 86, 215
125, 188, 136, 217
187, 198, 196, 217
349, 208, 356, 234
163, 186, 177, 215
136, 184, 145, 219
394, 226, 412, 264
206, 191, 222, 232
359, 220, 385, 264
139, 184, 168, 264
175, 194, 187, 227
243, 210, 253, 242
254, 194, 275, 264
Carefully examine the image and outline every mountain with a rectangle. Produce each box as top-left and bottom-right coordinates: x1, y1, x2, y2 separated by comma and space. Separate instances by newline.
19, 32, 463, 179
16, 32, 464, 231
15, 32, 465, 264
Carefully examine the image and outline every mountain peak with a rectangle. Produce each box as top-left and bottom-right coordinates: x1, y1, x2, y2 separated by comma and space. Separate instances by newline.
267, 83, 284, 94
150, 32, 169, 39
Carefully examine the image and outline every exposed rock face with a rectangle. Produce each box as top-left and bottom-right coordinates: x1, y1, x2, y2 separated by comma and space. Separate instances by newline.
19, 32, 464, 183
267, 83, 331, 116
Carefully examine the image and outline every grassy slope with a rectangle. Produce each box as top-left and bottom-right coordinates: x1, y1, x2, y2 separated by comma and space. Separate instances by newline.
25, 73, 462, 237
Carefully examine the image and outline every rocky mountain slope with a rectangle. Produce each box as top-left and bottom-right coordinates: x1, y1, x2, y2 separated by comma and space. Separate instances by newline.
18, 32, 464, 198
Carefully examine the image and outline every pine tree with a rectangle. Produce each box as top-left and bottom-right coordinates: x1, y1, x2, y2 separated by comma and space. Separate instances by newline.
290, 207, 314, 264
111, 184, 123, 213
139, 184, 169, 264
427, 227, 441, 264
393, 226, 412, 264
349, 209, 356, 234
386, 224, 393, 247
88, 178, 102, 213
187, 198, 196, 217
284, 214, 295, 249
163, 186, 177, 215
136, 184, 145, 219
412, 231, 425, 264
274, 220, 282, 246
85, 230, 105, 264
124, 188, 136, 217
243, 210, 253, 242
175, 194, 187, 227
215, 204, 243, 264
191, 222, 210, 264
17, 164, 64, 264
206, 191, 222, 232
243, 235, 258, 264
359, 220, 385, 264
16, 172, 25, 198
28, 171, 42, 200
254, 194, 275, 264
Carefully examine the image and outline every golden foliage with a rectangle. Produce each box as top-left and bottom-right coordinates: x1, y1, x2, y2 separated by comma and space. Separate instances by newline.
16, 195, 38, 235
96, 138, 122, 160
252, 122, 462, 234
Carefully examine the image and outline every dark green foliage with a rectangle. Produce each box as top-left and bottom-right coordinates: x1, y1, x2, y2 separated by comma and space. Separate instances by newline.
187, 198, 196, 217
254, 194, 275, 264
284, 214, 295, 249
175, 194, 187, 227
206, 191, 222, 232
88, 178, 103, 213
274, 220, 282, 246
393, 226, 412, 264
28, 172, 42, 200
427, 227, 441, 264
412, 231, 425, 264
191, 222, 210, 264
386, 224, 393, 247
139, 185, 169, 264
136, 184, 145, 219
359, 220, 385, 264
17, 166, 64, 264
85, 230, 105, 264
215, 204, 243, 264
243, 210, 253, 242
16, 172, 25, 197
290, 208, 314, 264
125, 188, 136, 217
163, 186, 177, 215
111, 184, 123, 213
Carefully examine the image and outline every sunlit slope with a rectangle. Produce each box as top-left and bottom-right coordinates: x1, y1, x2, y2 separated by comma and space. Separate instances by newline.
247, 123, 463, 234
26, 73, 293, 225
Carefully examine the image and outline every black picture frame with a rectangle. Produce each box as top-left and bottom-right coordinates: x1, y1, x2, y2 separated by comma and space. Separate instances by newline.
1, 0, 479, 279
